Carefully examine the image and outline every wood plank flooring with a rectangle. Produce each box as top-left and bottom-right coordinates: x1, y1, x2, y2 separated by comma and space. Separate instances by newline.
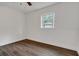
0, 39, 78, 56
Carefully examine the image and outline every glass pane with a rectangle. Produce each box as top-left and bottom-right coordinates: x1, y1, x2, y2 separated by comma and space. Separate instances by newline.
41, 12, 55, 28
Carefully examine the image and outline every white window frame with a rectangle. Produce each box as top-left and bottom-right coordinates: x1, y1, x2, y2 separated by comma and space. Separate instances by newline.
41, 12, 55, 29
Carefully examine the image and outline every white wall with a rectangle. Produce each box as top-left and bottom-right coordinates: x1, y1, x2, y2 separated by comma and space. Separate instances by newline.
0, 6, 26, 46
25, 2, 79, 51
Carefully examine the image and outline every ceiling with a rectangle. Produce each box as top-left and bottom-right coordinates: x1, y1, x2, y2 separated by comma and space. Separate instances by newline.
0, 2, 56, 13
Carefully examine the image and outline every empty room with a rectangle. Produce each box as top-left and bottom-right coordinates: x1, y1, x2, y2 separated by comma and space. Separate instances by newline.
0, 2, 79, 56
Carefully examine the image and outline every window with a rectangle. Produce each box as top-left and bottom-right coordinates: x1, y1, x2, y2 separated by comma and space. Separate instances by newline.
41, 12, 55, 28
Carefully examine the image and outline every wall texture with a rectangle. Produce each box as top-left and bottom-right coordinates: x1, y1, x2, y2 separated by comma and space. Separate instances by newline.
0, 6, 26, 46
25, 3, 79, 51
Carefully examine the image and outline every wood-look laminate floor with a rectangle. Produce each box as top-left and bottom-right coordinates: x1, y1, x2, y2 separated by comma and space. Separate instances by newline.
0, 39, 78, 56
